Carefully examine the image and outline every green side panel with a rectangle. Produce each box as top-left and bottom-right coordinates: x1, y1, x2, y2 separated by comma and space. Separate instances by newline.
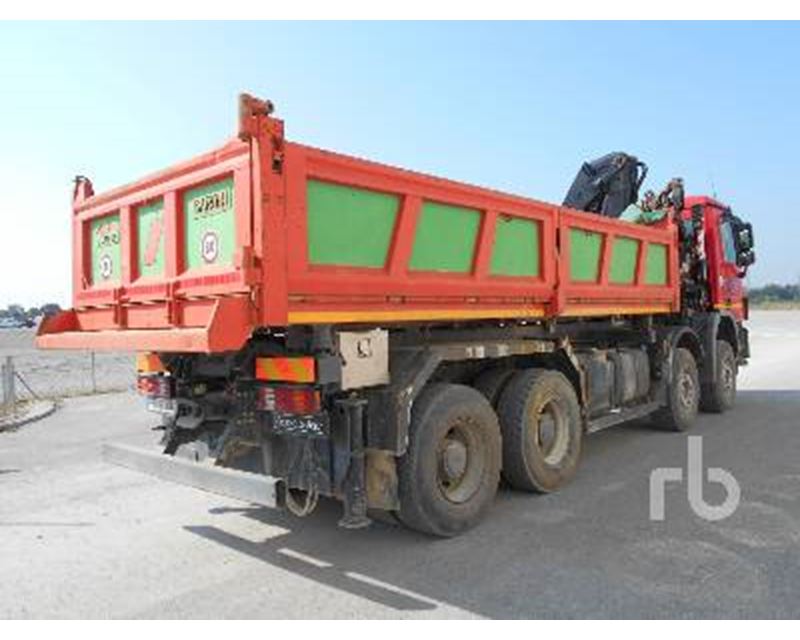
569, 229, 602, 282
609, 237, 639, 284
184, 177, 235, 270
490, 216, 540, 277
307, 180, 399, 268
136, 200, 165, 279
90, 212, 121, 285
409, 202, 480, 273
645, 243, 668, 285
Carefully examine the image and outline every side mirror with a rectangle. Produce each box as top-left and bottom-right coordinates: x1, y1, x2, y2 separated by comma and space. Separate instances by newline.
737, 250, 756, 269
734, 223, 754, 253
729, 216, 755, 270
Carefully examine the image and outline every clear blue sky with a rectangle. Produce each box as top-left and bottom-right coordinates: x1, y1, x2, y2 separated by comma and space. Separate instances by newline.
1, 21, 797, 307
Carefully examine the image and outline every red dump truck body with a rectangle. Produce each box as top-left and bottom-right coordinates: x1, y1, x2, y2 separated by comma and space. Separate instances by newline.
38, 95, 679, 353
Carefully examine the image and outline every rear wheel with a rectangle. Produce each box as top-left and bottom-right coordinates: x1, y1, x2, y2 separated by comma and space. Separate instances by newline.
397, 383, 501, 537
472, 366, 516, 406
700, 340, 737, 413
653, 347, 700, 431
497, 369, 583, 493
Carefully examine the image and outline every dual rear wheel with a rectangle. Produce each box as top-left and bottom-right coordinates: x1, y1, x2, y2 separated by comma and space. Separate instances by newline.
396, 383, 502, 537
473, 366, 583, 492
397, 369, 583, 536
497, 369, 583, 493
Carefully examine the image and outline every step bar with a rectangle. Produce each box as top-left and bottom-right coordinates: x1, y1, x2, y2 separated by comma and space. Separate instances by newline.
103, 443, 282, 508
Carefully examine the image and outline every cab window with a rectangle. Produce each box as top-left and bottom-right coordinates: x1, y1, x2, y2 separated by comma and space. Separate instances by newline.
720, 221, 737, 264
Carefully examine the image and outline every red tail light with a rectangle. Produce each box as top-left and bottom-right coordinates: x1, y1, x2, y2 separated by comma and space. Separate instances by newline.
256, 386, 321, 414
137, 374, 173, 398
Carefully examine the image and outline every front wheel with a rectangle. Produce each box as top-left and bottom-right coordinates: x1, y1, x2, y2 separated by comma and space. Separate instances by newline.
397, 383, 501, 537
653, 347, 700, 431
700, 340, 737, 413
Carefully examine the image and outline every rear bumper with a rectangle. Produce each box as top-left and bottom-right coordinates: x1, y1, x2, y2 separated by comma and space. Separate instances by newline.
35, 296, 254, 354
103, 443, 282, 508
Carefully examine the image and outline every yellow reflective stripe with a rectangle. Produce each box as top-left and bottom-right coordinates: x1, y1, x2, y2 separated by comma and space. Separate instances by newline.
287, 304, 673, 324
562, 305, 672, 317
288, 307, 547, 324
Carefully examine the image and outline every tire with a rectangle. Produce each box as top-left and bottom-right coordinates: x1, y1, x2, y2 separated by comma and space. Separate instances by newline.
472, 366, 516, 406
700, 340, 737, 413
653, 347, 700, 431
397, 383, 501, 537
368, 509, 402, 527
497, 369, 583, 493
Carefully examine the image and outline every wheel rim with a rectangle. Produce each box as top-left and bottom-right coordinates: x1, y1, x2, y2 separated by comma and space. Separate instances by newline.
720, 356, 735, 397
436, 420, 485, 504
529, 396, 570, 466
678, 369, 697, 411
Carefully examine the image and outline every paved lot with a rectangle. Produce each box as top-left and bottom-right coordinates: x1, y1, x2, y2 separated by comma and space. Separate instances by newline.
1, 311, 799, 618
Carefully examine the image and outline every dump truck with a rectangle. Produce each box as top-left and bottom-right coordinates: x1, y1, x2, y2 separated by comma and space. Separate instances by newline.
38, 94, 756, 536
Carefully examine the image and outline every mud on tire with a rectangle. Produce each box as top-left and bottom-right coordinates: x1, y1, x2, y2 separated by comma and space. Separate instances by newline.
700, 339, 737, 414
397, 383, 502, 537
472, 366, 516, 406
653, 347, 700, 431
497, 368, 583, 493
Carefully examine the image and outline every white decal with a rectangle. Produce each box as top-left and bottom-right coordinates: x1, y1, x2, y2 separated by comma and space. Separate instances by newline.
99, 254, 113, 280
201, 230, 219, 264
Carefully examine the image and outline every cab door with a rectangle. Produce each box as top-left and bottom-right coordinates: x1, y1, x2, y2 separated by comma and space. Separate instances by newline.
707, 207, 745, 319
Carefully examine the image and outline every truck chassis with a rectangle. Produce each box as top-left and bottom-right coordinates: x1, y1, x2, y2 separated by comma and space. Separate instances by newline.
117, 308, 747, 536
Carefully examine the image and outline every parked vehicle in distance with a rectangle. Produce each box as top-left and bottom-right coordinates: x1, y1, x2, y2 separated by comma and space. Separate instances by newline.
0, 317, 31, 329
38, 94, 755, 536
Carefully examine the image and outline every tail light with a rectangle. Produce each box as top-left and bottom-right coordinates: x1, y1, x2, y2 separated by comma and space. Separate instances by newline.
256, 386, 321, 414
137, 374, 173, 398
136, 352, 165, 374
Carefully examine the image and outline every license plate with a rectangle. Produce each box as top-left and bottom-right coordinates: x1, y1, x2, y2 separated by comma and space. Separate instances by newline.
272, 413, 328, 438
146, 398, 177, 416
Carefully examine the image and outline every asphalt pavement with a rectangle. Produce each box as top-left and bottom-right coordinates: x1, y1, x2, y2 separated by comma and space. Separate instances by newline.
1, 311, 798, 618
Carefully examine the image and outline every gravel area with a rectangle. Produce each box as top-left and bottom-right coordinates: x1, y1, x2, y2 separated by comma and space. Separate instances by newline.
0, 329, 133, 398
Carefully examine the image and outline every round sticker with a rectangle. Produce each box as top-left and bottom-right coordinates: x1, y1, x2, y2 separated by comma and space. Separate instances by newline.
99, 254, 113, 280
201, 230, 219, 264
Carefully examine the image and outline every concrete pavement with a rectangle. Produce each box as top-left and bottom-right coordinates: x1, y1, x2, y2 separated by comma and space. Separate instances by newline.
1, 311, 799, 618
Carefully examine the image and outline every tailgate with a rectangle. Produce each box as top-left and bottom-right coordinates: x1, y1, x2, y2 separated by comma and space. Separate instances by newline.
38, 131, 261, 353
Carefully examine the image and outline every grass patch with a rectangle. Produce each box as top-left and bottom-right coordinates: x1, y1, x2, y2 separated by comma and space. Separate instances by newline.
750, 301, 800, 310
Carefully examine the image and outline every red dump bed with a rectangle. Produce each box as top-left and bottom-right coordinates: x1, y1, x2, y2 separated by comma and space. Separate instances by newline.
38, 95, 680, 354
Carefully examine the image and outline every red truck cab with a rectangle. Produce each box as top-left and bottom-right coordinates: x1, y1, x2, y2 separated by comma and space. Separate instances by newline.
682, 196, 756, 322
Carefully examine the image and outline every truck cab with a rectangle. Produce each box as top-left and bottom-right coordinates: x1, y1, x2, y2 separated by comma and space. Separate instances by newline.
682, 196, 756, 321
